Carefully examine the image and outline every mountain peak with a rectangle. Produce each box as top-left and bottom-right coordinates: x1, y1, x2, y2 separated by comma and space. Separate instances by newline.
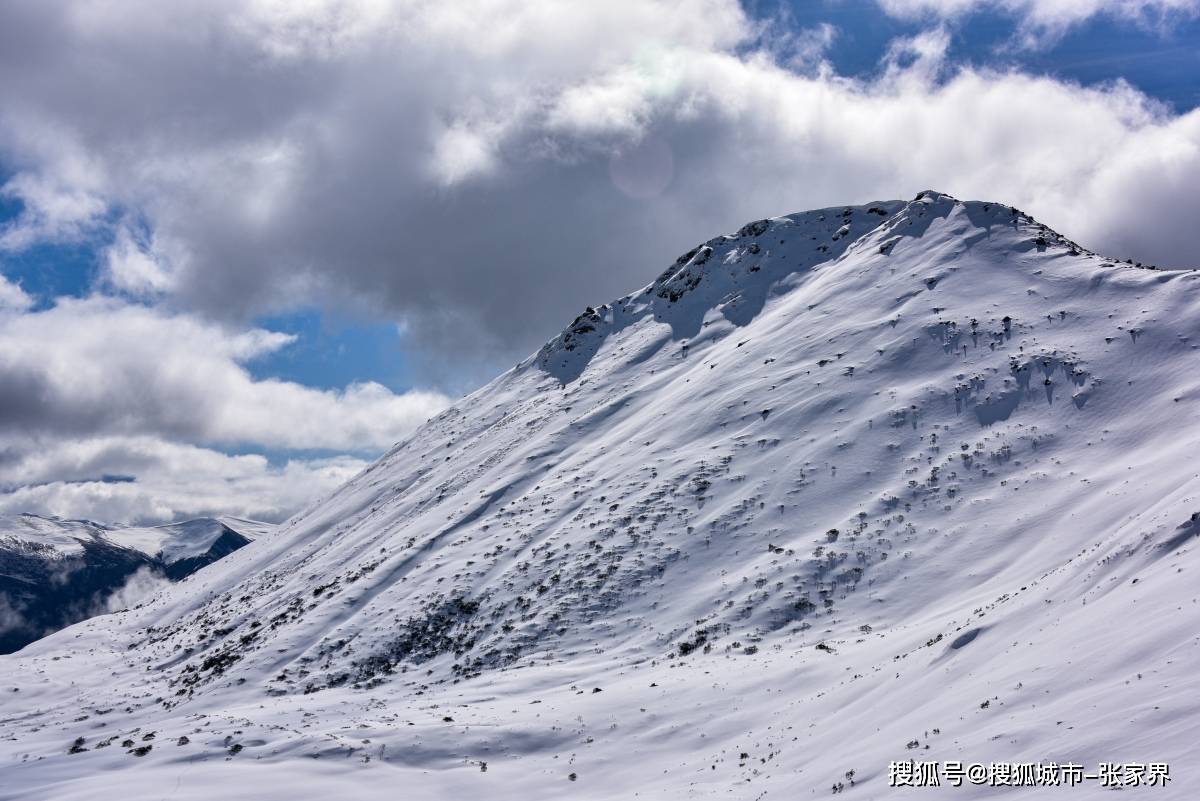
533, 191, 1102, 386
5, 194, 1200, 799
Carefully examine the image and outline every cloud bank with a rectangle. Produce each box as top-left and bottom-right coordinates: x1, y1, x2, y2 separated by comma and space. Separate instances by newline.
0, 297, 445, 450
0, 434, 368, 525
0, 296, 445, 523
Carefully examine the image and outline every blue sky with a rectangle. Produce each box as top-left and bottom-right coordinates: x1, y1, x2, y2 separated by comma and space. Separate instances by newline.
765, 1, 1200, 110
0, 189, 419, 394
0, 0, 1197, 523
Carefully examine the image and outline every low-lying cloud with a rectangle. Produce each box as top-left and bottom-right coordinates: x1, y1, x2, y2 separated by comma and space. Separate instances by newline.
0, 296, 447, 450
0, 296, 443, 523
0, 434, 369, 524
102, 566, 172, 614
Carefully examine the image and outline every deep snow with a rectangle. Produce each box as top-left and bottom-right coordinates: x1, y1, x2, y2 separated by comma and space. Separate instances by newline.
2, 191, 1199, 799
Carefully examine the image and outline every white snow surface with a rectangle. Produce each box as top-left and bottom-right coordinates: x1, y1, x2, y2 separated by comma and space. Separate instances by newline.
0, 515, 267, 566
3, 192, 1200, 799
0, 515, 106, 558
108, 518, 270, 565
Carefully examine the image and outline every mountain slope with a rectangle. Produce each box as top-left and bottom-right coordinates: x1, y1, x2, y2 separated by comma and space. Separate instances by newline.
2, 191, 1199, 799
0, 515, 265, 653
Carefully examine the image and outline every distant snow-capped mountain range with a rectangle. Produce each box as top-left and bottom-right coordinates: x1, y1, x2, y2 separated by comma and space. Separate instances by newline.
0, 514, 268, 653
2, 191, 1198, 800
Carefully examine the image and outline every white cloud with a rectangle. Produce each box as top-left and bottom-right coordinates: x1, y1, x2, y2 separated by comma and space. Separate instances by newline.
0, 110, 111, 250
0, 296, 448, 450
0, 594, 23, 635
0, 275, 32, 311
102, 225, 176, 295
0, 171, 107, 251
877, 0, 1200, 45
430, 122, 501, 187
0, 433, 368, 524
233, 0, 398, 61
103, 565, 170, 612
787, 23, 840, 69
882, 26, 952, 85
0, 292, 444, 522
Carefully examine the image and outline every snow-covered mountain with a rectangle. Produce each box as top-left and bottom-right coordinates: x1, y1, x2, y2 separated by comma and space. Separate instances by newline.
0, 515, 266, 653
3, 191, 1199, 799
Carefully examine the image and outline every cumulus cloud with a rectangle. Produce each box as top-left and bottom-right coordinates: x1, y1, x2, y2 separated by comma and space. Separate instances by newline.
0, 434, 369, 524
1, 0, 1199, 520
102, 225, 177, 296
0, 173, 107, 251
0, 275, 32, 311
0, 296, 447, 450
882, 25, 953, 84
0, 293, 443, 524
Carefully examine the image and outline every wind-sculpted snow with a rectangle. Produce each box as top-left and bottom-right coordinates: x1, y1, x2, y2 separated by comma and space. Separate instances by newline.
3, 192, 1200, 799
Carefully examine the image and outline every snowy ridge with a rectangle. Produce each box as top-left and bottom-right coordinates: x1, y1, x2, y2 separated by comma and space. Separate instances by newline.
108, 518, 263, 566
0, 515, 266, 654
2, 192, 1200, 799
0, 514, 264, 568
0, 514, 108, 558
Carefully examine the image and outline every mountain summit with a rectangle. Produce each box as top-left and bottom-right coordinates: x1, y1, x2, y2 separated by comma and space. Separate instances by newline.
3, 192, 1198, 799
